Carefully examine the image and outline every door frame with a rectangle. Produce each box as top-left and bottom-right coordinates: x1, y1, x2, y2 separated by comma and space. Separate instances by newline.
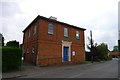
62, 40, 72, 62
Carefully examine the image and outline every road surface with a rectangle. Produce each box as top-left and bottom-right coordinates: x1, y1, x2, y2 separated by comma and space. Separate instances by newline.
21, 59, 118, 78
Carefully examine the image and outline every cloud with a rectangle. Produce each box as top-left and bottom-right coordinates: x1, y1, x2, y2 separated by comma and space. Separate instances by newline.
1, 2, 21, 18
1, 1, 27, 43
85, 9, 118, 50
1, 0, 119, 51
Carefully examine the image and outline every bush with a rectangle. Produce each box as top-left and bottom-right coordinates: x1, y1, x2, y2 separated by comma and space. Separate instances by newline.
108, 56, 112, 60
95, 59, 101, 62
105, 56, 112, 60
1, 47, 22, 72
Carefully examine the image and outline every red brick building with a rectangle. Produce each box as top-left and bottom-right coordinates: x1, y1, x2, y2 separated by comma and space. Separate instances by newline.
22, 15, 86, 66
108, 52, 120, 58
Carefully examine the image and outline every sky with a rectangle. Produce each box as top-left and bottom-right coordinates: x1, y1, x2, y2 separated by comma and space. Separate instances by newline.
1, 0, 119, 51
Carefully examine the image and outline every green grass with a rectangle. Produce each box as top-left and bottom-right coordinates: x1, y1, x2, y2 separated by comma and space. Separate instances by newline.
79, 61, 91, 64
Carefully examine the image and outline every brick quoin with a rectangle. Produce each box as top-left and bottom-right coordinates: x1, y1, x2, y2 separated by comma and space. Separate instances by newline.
22, 15, 86, 66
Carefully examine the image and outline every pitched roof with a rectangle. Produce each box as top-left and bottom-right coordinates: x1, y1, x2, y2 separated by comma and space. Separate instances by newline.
23, 15, 86, 32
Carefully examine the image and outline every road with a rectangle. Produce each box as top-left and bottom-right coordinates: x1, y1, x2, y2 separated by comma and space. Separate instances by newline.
21, 59, 118, 78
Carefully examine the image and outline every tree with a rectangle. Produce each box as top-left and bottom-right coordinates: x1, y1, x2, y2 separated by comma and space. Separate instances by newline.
6, 40, 19, 48
87, 30, 98, 62
97, 43, 109, 60
112, 46, 118, 52
0, 33, 4, 46
87, 31, 110, 61
118, 40, 120, 52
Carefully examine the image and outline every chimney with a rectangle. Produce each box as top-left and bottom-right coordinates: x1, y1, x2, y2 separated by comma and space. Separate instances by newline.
49, 16, 57, 20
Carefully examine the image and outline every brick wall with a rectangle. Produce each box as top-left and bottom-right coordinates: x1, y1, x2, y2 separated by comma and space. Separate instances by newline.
23, 17, 86, 66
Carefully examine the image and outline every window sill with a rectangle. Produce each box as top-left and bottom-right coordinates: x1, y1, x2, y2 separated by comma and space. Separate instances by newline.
64, 36, 69, 37
76, 38, 80, 39
48, 33, 54, 35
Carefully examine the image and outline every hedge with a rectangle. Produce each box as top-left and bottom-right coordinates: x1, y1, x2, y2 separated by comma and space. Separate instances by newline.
1, 47, 22, 72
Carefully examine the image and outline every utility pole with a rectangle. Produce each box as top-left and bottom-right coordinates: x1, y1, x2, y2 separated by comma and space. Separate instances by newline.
118, 32, 120, 52
90, 30, 93, 63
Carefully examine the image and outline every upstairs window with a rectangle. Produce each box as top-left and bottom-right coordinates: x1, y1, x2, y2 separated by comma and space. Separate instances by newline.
64, 28, 68, 37
28, 30, 30, 38
33, 24, 37, 35
48, 24, 54, 34
76, 31, 80, 39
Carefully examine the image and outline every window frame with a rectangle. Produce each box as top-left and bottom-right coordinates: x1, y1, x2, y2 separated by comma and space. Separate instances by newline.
76, 30, 80, 39
48, 24, 54, 34
28, 30, 30, 38
32, 47, 35, 54
64, 27, 68, 37
33, 24, 37, 35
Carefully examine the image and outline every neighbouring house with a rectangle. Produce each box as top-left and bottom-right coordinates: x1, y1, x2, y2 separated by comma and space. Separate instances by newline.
108, 52, 120, 58
22, 15, 86, 66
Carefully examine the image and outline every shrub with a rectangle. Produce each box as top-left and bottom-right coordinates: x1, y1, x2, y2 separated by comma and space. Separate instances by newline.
105, 56, 112, 60
95, 59, 101, 62
1, 47, 22, 72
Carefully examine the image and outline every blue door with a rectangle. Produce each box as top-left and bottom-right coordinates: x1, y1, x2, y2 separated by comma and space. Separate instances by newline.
63, 47, 69, 62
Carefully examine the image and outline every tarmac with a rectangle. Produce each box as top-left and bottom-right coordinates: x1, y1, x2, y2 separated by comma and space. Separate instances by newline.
2, 62, 94, 78
2, 59, 119, 79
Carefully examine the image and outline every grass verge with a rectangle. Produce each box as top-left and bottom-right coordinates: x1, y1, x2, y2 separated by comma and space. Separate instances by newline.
79, 61, 91, 64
